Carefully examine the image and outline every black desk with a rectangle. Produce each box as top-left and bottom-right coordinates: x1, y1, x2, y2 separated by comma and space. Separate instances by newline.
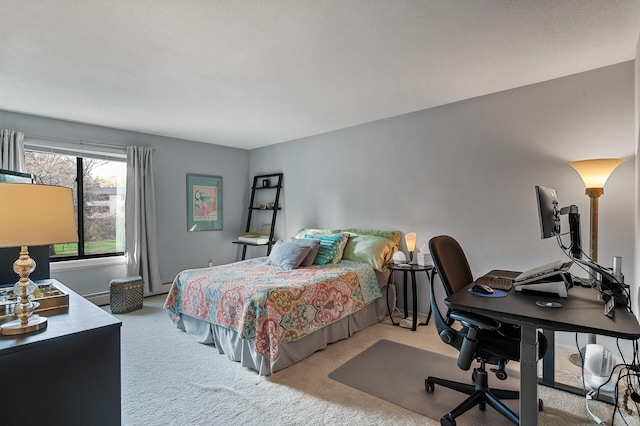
446, 284, 640, 426
386, 264, 434, 331
0, 280, 122, 426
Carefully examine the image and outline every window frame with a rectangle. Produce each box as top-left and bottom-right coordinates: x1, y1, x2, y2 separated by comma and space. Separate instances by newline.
23, 141, 127, 262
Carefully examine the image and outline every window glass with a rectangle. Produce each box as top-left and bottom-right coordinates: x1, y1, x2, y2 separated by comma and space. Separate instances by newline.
24, 151, 126, 260
83, 160, 126, 255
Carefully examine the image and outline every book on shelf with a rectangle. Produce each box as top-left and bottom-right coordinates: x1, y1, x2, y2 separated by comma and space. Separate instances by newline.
237, 233, 270, 245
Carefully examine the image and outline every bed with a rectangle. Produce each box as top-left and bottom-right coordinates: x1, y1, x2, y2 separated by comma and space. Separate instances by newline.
164, 228, 400, 375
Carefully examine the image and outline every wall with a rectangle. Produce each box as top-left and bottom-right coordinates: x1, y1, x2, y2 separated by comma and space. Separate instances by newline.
635, 34, 640, 321
0, 111, 249, 300
249, 62, 637, 323
0, 62, 634, 322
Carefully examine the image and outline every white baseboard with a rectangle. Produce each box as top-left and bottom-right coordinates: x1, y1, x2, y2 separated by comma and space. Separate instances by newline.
84, 283, 172, 307
85, 291, 111, 306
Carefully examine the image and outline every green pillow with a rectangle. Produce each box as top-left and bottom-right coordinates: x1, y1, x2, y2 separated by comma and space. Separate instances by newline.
295, 228, 341, 239
342, 228, 402, 246
342, 234, 398, 272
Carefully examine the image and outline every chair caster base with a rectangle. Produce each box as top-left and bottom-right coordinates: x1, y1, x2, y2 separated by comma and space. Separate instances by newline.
440, 414, 456, 426
425, 378, 435, 392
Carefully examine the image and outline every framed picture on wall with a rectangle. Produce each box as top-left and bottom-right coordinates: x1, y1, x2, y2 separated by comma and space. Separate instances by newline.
186, 174, 222, 231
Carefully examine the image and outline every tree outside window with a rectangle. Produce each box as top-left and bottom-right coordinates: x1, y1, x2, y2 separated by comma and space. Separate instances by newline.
24, 151, 126, 260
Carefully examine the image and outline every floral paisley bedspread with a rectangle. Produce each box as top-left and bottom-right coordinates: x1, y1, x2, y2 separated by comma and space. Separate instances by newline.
164, 258, 381, 362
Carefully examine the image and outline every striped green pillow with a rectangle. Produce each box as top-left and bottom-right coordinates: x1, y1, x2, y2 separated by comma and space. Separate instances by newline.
304, 233, 345, 265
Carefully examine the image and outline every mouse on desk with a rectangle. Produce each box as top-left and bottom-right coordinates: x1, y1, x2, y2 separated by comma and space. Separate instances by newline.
472, 283, 494, 294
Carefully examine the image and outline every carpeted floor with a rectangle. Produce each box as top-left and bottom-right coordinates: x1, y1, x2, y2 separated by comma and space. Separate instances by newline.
109, 295, 639, 426
329, 339, 521, 425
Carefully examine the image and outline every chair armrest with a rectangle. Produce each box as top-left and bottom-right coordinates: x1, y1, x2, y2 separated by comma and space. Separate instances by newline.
449, 311, 500, 331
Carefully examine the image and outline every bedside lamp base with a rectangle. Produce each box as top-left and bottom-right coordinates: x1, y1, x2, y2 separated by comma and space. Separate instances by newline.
1, 315, 47, 335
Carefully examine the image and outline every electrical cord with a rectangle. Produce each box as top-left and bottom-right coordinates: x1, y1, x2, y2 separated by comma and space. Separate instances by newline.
578, 334, 606, 424
612, 371, 639, 425
555, 234, 633, 314
586, 391, 606, 425
556, 231, 639, 424
613, 339, 640, 424
575, 325, 640, 424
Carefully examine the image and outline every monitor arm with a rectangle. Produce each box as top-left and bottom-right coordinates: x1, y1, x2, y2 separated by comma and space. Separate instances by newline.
559, 205, 579, 215
558, 205, 582, 259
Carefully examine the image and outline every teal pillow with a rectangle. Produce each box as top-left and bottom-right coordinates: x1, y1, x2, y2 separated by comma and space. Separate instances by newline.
265, 240, 312, 270
304, 233, 344, 265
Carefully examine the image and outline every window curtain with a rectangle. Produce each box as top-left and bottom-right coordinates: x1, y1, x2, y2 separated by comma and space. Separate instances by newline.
0, 129, 25, 172
125, 146, 162, 294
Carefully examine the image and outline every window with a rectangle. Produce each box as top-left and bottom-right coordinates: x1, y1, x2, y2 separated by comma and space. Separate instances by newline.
24, 151, 126, 260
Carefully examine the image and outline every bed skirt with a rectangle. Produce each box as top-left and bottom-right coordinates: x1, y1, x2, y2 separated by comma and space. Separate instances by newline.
175, 294, 388, 375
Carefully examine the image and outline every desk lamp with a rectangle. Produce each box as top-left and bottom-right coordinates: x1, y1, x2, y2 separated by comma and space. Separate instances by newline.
0, 183, 77, 335
568, 158, 624, 362
405, 232, 417, 263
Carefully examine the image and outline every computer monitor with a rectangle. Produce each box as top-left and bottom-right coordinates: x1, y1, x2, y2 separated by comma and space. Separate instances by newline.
535, 185, 560, 238
0, 168, 35, 183
535, 185, 582, 259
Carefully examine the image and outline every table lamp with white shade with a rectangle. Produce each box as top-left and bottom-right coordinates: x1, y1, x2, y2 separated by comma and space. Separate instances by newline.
405, 232, 417, 263
0, 182, 77, 335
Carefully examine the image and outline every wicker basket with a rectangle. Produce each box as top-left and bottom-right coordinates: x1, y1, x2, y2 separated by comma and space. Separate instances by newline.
109, 276, 143, 314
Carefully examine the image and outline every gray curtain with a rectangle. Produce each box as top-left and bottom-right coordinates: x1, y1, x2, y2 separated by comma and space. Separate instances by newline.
125, 146, 162, 294
0, 129, 25, 172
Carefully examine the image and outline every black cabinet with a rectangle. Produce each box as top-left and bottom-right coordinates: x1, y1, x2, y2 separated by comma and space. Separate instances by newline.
0, 280, 121, 426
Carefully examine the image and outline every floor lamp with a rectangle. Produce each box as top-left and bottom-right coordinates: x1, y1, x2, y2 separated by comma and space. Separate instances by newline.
567, 158, 625, 365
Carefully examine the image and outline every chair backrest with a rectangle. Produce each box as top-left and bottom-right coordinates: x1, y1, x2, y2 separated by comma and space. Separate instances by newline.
427, 235, 471, 352
428, 235, 512, 366
429, 235, 536, 369
429, 235, 474, 296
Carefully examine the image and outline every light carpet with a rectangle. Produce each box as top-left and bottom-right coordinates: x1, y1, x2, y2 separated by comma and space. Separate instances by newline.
111, 295, 639, 426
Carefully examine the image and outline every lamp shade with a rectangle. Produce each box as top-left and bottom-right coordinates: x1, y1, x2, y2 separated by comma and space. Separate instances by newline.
568, 158, 625, 189
404, 232, 417, 252
0, 183, 78, 247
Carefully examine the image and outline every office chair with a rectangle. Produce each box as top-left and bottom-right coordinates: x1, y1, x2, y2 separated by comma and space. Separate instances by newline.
425, 235, 547, 426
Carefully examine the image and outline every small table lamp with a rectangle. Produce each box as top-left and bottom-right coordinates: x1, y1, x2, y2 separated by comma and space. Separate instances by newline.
0, 182, 77, 335
405, 232, 417, 262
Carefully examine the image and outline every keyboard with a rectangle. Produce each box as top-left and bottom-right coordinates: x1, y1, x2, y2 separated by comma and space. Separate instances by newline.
514, 260, 573, 285
487, 276, 513, 291
475, 270, 520, 291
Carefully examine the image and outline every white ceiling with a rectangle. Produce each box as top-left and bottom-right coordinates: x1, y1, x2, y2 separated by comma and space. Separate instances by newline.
1, 1, 639, 150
